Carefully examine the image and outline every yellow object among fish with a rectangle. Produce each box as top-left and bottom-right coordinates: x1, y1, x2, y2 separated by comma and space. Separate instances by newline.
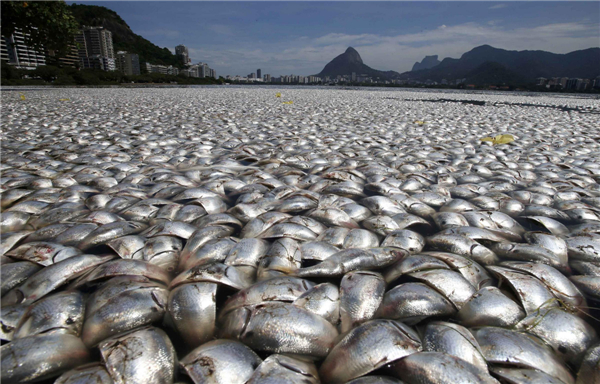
413, 120, 425, 125
282, 101, 293, 104
19, 94, 26, 100
276, 93, 281, 98
481, 134, 515, 145
59, 98, 70, 101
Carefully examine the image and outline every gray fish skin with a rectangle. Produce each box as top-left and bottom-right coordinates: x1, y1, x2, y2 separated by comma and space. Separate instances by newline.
99, 327, 176, 384
0, 211, 31, 232
474, 327, 575, 384
576, 343, 600, 384
171, 260, 252, 290
409, 269, 476, 310
82, 281, 168, 347
6, 241, 82, 266
167, 282, 217, 347
220, 276, 314, 317
376, 282, 456, 325
0, 261, 41, 297
500, 261, 587, 313
247, 354, 319, 384
14, 291, 85, 338
0, 304, 28, 341
487, 266, 558, 315
456, 286, 525, 327
220, 302, 338, 358
180, 339, 262, 384
2, 254, 114, 306
492, 242, 568, 272
390, 352, 499, 384
384, 254, 450, 284
422, 321, 488, 371
300, 241, 340, 261
70, 259, 171, 289
566, 236, 600, 262
0, 231, 32, 256
381, 230, 425, 254
423, 251, 493, 289
515, 307, 598, 366
0, 332, 90, 384
427, 233, 498, 265
319, 319, 421, 384
569, 275, 600, 301
339, 271, 385, 333
54, 363, 114, 384
258, 222, 319, 241
294, 247, 405, 277
178, 225, 235, 270
293, 282, 340, 325
257, 237, 302, 280
345, 377, 403, 384
54, 223, 99, 247
490, 368, 567, 384
78, 221, 147, 250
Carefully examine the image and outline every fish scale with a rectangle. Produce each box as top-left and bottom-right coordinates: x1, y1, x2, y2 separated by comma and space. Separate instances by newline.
1, 87, 599, 384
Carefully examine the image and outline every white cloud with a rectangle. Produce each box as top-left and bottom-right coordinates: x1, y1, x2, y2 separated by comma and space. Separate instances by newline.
188, 21, 599, 76
489, 4, 508, 10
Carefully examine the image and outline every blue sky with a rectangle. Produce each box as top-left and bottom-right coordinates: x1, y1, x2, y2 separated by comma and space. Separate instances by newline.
70, 2, 599, 76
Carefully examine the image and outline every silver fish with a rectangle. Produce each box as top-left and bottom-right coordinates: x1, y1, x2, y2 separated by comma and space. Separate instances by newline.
180, 339, 262, 384
99, 326, 176, 384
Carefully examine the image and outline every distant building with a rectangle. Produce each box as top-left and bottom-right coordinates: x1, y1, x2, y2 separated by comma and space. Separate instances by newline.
116, 51, 140, 75
146, 63, 168, 74
76, 27, 115, 71
351, 72, 356, 82
559, 77, 569, 88
536, 77, 547, 86
1, 28, 46, 69
257, 69, 262, 79
46, 44, 79, 68
565, 78, 579, 90
264, 74, 271, 82
81, 55, 116, 71
175, 44, 189, 65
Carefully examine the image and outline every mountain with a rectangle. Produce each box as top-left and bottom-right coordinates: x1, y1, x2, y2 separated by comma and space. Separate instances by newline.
400, 45, 600, 85
412, 55, 440, 71
69, 4, 181, 67
317, 47, 400, 79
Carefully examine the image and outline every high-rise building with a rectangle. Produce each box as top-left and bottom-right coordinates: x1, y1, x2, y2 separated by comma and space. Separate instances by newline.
264, 74, 271, 83
116, 51, 140, 75
175, 45, 189, 65
76, 27, 114, 59
46, 44, 79, 68
76, 27, 115, 71
257, 69, 262, 79
1, 28, 46, 68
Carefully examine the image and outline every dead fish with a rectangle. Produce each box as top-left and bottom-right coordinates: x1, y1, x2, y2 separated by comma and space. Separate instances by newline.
180, 339, 262, 384
99, 326, 176, 384
220, 302, 338, 358
1, 332, 90, 383
319, 319, 421, 383
294, 247, 405, 277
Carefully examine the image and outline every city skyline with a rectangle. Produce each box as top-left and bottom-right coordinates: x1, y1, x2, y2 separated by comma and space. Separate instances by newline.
69, 1, 599, 77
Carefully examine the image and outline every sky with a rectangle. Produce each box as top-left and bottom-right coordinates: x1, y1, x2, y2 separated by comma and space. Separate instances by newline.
70, 1, 600, 77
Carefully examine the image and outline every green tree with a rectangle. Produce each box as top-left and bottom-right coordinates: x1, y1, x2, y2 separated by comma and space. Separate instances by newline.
1, 1, 79, 56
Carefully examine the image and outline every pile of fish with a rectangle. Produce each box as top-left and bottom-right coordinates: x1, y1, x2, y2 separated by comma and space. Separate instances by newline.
1, 87, 600, 384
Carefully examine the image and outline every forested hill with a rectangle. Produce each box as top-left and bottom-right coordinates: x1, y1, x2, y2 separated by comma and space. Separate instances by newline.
69, 4, 181, 67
